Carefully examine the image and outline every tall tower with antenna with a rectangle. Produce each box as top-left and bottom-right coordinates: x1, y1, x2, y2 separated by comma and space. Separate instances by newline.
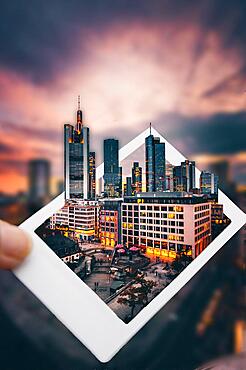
76, 95, 83, 133
64, 96, 90, 200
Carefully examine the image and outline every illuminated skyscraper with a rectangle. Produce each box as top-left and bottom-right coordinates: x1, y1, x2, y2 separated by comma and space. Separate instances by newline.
64, 97, 90, 200
145, 124, 166, 192
132, 162, 142, 195
89, 152, 96, 200
104, 139, 122, 197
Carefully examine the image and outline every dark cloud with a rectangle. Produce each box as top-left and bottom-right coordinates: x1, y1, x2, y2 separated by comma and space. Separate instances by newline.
89, 111, 246, 165
0, 142, 17, 154
154, 111, 246, 156
0, 0, 246, 83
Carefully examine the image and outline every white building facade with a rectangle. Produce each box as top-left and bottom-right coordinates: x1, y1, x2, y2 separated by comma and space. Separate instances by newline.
50, 200, 99, 240
122, 192, 211, 259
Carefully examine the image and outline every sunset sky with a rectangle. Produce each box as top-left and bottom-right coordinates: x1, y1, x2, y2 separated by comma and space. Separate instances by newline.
0, 0, 245, 194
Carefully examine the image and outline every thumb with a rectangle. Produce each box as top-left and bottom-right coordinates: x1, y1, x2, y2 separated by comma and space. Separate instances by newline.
0, 221, 32, 269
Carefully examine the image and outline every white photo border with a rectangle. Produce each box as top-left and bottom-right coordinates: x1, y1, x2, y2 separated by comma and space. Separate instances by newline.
14, 127, 246, 363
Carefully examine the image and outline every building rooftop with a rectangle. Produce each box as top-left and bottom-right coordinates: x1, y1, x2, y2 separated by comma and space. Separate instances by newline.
124, 191, 209, 204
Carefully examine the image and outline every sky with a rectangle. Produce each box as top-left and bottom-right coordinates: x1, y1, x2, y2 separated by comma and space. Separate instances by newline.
0, 0, 245, 194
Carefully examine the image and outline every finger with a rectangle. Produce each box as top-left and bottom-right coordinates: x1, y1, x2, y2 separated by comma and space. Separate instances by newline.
0, 221, 32, 269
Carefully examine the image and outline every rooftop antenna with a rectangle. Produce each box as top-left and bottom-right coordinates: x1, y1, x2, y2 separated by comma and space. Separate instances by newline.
149, 122, 152, 135
78, 95, 81, 110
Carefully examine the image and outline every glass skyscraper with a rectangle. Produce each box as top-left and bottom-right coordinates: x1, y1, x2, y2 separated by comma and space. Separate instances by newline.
64, 99, 90, 200
132, 162, 142, 195
145, 130, 166, 192
155, 139, 166, 192
104, 139, 122, 197
89, 152, 96, 200
200, 171, 218, 195
173, 160, 196, 192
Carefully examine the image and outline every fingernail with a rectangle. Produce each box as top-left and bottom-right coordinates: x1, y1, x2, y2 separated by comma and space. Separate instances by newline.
0, 221, 32, 261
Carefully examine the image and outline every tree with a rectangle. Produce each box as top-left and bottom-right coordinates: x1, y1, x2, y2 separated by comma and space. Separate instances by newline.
136, 277, 157, 306
117, 286, 143, 319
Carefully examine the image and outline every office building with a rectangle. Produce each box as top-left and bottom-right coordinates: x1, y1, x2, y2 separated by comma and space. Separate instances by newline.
200, 171, 218, 195
145, 125, 166, 192
89, 152, 96, 200
125, 176, 132, 196
104, 139, 122, 197
166, 163, 174, 191
64, 97, 90, 200
98, 198, 123, 247
132, 162, 142, 195
50, 200, 99, 240
121, 192, 211, 259
173, 160, 196, 192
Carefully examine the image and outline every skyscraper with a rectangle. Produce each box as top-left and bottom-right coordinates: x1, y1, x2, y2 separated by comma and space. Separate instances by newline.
173, 160, 196, 192
125, 176, 132, 196
166, 163, 174, 191
181, 160, 196, 192
104, 139, 121, 197
132, 162, 142, 195
155, 138, 166, 192
200, 171, 218, 195
145, 124, 166, 192
28, 159, 50, 205
89, 152, 96, 200
64, 97, 90, 200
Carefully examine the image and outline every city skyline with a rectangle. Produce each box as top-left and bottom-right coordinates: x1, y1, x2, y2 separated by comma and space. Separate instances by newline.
61, 100, 220, 201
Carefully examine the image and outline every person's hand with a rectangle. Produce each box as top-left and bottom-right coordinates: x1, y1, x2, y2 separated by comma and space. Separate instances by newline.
0, 221, 32, 269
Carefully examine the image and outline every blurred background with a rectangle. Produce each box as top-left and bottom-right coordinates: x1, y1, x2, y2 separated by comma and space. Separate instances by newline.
0, 0, 245, 369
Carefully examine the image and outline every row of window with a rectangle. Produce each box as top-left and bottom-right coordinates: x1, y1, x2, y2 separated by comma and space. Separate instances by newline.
122, 211, 184, 219
123, 229, 185, 241
195, 229, 210, 242
122, 204, 184, 212
195, 205, 210, 212
122, 218, 184, 226
195, 211, 210, 219
195, 217, 210, 227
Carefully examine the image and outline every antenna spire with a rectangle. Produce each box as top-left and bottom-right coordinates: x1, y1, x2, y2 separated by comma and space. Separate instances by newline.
150, 122, 152, 135
78, 95, 81, 110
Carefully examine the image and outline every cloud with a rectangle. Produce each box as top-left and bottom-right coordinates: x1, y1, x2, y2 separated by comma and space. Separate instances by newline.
202, 66, 246, 98
155, 111, 246, 156
0, 0, 246, 192
0, 0, 245, 83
